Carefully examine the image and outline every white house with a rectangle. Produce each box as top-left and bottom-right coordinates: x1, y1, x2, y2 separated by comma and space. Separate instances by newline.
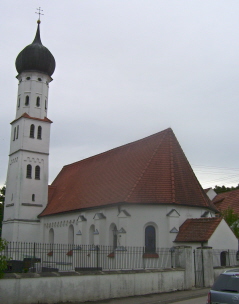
2, 21, 238, 252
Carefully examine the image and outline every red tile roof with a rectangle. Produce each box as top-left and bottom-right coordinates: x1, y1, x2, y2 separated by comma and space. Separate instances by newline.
11, 113, 52, 124
212, 189, 239, 214
174, 218, 222, 242
40, 128, 215, 216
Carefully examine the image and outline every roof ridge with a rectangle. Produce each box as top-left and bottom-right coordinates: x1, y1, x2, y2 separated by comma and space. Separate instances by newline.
124, 129, 170, 201
216, 188, 239, 197
188, 217, 221, 221
169, 131, 175, 203
173, 134, 213, 208
62, 128, 172, 169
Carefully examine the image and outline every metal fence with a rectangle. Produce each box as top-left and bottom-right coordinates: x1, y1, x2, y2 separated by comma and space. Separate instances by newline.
193, 248, 239, 288
1, 242, 179, 273
212, 249, 239, 267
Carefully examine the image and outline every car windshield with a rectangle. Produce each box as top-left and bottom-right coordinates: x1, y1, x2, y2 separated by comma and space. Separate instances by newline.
212, 274, 239, 293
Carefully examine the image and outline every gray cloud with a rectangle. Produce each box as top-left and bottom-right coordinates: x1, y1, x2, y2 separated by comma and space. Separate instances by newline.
1, 1, 239, 188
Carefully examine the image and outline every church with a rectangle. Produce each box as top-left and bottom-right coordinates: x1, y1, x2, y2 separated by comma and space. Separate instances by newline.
2, 21, 238, 251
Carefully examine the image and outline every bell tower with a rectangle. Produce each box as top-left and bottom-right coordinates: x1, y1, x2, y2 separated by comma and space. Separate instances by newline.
2, 19, 56, 242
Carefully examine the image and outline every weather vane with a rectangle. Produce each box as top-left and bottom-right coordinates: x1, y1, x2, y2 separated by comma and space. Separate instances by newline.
35, 7, 44, 23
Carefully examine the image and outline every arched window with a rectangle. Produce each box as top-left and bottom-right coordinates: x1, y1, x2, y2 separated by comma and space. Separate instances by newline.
89, 225, 95, 245
30, 124, 35, 138
16, 125, 19, 139
49, 228, 54, 244
109, 223, 118, 249
68, 225, 74, 245
25, 95, 29, 106
32, 194, 35, 201
37, 126, 42, 139
36, 96, 40, 107
145, 225, 156, 253
35, 166, 40, 180
13, 127, 16, 141
26, 164, 32, 178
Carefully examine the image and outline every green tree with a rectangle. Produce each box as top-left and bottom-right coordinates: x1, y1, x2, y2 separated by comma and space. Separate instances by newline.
0, 238, 7, 278
0, 186, 5, 237
214, 184, 239, 194
221, 207, 239, 238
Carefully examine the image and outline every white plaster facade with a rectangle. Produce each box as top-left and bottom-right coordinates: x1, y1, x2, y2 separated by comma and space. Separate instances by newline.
41, 204, 218, 248
2, 70, 53, 242
208, 219, 238, 250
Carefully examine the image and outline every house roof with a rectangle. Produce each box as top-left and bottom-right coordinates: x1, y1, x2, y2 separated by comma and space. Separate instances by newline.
40, 128, 215, 216
11, 113, 52, 124
174, 218, 222, 243
212, 189, 239, 214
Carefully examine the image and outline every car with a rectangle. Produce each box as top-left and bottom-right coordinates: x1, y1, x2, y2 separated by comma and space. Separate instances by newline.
207, 269, 239, 304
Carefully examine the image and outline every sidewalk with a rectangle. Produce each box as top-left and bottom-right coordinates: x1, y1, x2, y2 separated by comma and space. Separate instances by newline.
82, 288, 209, 304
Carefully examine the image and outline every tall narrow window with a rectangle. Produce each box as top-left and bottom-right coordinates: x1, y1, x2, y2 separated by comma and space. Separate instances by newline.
109, 224, 117, 249
37, 126, 42, 139
68, 225, 74, 245
89, 225, 95, 245
32, 194, 35, 201
18, 97, 20, 107
35, 166, 40, 180
36, 96, 40, 107
145, 226, 156, 253
113, 226, 118, 249
25, 95, 29, 106
26, 164, 32, 178
49, 228, 54, 244
45, 100, 47, 110
13, 127, 16, 141
30, 124, 35, 138
16, 125, 19, 139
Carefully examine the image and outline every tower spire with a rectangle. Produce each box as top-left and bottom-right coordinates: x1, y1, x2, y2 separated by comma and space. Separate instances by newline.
32, 23, 42, 44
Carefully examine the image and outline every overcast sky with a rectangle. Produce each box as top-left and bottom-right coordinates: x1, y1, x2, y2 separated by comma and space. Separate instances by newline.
1, 0, 239, 189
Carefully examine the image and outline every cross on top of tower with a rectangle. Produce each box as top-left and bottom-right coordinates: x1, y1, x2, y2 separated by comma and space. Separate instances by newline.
35, 7, 44, 24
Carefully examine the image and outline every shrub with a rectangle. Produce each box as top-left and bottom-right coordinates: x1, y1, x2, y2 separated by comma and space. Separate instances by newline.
0, 238, 8, 278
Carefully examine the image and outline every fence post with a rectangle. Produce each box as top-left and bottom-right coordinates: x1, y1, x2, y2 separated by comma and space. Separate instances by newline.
193, 249, 196, 286
174, 246, 193, 290
96, 245, 99, 270
143, 247, 145, 269
228, 249, 230, 266
201, 248, 205, 287
200, 246, 214, 287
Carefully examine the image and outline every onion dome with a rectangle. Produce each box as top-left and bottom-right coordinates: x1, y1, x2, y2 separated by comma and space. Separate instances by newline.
15, 21, 55, 77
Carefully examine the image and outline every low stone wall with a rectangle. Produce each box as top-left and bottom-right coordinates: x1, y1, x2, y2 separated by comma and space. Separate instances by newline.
1, 269, 185, 304
213, 266, 239, 280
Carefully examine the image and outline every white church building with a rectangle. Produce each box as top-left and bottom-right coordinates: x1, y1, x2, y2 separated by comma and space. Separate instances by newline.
2, 21, 238, 252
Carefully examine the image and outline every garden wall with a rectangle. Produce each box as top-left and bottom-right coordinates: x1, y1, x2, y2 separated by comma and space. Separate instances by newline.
1, 269, 185, 304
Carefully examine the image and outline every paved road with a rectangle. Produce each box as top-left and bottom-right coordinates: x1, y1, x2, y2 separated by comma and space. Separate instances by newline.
83, 288, 209, 304
173, 296, 206, 304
